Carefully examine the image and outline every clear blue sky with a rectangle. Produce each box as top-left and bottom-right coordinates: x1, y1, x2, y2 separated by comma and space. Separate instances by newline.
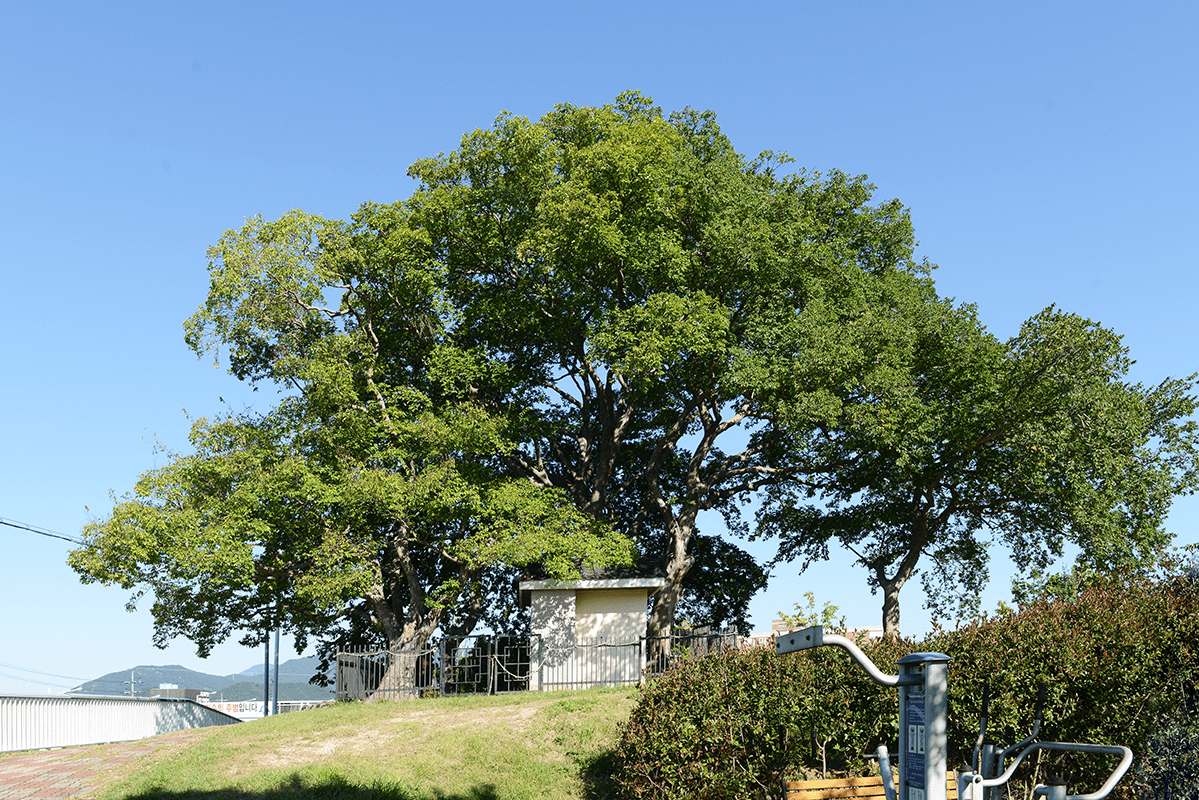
2, 1, 1196, 694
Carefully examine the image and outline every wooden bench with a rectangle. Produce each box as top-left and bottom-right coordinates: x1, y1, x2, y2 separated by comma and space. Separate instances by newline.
783, 771, 958, 799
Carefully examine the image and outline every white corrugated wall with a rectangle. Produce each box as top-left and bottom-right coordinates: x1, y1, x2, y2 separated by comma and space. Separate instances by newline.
0, 694, 240, 752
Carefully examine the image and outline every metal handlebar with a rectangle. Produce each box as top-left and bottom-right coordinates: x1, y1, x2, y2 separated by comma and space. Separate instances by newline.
996, 682, 1047, 768
784, 627, 1131, 800
972, 681, 991, 773
965, 741, 1133, 800
775, 626, 920, 687
876, 745, 897, 800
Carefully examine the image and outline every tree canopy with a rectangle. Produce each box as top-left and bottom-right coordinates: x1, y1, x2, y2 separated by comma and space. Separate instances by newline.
71, 91, 1199, 652
390, 93, 936, 640
763, 301, 1199, 632
70, 393, 630, 654
70, 205, 634, 665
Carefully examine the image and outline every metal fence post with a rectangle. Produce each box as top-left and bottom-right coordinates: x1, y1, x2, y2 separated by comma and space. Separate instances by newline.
439, 637, 447, 697
639, 636, 647, 685
537, 633, 544, 692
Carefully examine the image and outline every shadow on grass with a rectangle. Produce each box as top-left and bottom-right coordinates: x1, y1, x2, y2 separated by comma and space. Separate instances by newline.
576, 748, 621, 800
118, 772, 503, 800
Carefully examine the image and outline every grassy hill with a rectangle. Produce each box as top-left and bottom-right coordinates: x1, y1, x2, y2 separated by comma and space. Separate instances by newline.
90, 686, 637, 800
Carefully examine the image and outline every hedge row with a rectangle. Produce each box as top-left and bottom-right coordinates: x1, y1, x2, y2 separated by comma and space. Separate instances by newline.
613, 568, 1199, 799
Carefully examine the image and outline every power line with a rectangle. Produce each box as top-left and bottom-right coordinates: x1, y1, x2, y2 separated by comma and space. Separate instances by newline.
0, 670, 79, 690
0, 516, 84, 546
0, 660, 88, 682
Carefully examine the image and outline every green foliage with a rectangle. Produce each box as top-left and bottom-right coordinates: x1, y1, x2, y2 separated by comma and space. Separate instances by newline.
614, 562, 1199, 800
613, 634, 906, 799
930, 565, 1199, 794
76, 89, 1199, 667
71, 357, 633, 661
158, 90, 952, 643
1133, 712, 1199, 800
76, 100, 669, 662
675, 533, 769, 631
777, 592, 843, 630
395, 91, 938, 638
765, 296, 1199, 633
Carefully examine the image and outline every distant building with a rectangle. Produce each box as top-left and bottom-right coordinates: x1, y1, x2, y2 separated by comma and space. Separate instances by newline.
769, 619, 884, 641
148, 687, 209, 702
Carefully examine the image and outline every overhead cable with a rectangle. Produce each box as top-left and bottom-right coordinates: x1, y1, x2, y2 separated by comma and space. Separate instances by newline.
0, 670, 78, 690
0, 516, 84, 545
0, 660, 88, 682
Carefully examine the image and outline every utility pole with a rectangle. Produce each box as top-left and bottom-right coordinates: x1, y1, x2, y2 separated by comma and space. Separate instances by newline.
123, 669, 142, 696
273, 627, 280, 716
263, 630, 270, 717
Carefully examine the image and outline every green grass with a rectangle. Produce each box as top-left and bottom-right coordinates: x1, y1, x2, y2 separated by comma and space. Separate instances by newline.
92, 687, 637, 800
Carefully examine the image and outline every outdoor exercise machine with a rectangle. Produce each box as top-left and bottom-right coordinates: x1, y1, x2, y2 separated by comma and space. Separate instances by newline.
777, 626, 1133, 800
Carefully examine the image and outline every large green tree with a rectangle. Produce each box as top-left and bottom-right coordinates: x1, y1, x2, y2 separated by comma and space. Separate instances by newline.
396, 93, 933, 642
116, 92, 932, 646
75, 91, 1196, 654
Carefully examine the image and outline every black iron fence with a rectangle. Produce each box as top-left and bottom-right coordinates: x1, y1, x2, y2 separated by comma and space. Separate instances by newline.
336, 629, 741, 701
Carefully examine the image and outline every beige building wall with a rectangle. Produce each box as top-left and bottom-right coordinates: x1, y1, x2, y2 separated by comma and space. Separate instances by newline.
575, 588, 649, 643
530, 588, 576, 648
521, 577, 665, 690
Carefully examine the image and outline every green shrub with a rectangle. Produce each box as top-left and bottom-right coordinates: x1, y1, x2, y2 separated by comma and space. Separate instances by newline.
612, 634, 908, 799
1133, 712, 1199, 799
933, 568, 1199, 794
614, 566, 1199, 800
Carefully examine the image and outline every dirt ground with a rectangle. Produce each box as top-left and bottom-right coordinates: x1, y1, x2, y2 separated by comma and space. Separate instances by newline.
0, 729, 206, 799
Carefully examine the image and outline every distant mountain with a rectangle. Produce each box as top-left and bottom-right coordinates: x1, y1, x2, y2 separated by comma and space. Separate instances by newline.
234, 656, 328, 685
71, 665, 240, 696
71, 656, 331, 697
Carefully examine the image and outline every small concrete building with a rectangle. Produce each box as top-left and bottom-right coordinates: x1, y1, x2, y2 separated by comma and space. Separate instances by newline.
519, 571, 665, 690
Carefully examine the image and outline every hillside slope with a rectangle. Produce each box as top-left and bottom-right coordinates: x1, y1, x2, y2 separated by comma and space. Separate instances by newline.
93, 686, 637, 800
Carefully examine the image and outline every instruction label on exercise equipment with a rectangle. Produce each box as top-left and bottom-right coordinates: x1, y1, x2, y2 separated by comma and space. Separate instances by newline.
905, 690, 926, 797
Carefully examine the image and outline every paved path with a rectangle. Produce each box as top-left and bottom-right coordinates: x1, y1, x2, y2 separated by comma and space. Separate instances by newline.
0, 729, 204, 799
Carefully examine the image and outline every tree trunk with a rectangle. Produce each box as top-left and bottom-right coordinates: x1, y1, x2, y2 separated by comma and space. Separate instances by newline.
371, 612, 442, 701
645, 564, 685, 662
365, 529, 450, 701
873, 515, 931, 639
880, 579, 903, 638
645, 507, 697, 664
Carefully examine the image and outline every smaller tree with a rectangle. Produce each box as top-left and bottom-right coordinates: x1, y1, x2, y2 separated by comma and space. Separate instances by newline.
777, 592, 843, 631
71, 203, 636, 686
69, 392, 634, 687
675, 532, 768, 632
765, 300, 1199, 635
